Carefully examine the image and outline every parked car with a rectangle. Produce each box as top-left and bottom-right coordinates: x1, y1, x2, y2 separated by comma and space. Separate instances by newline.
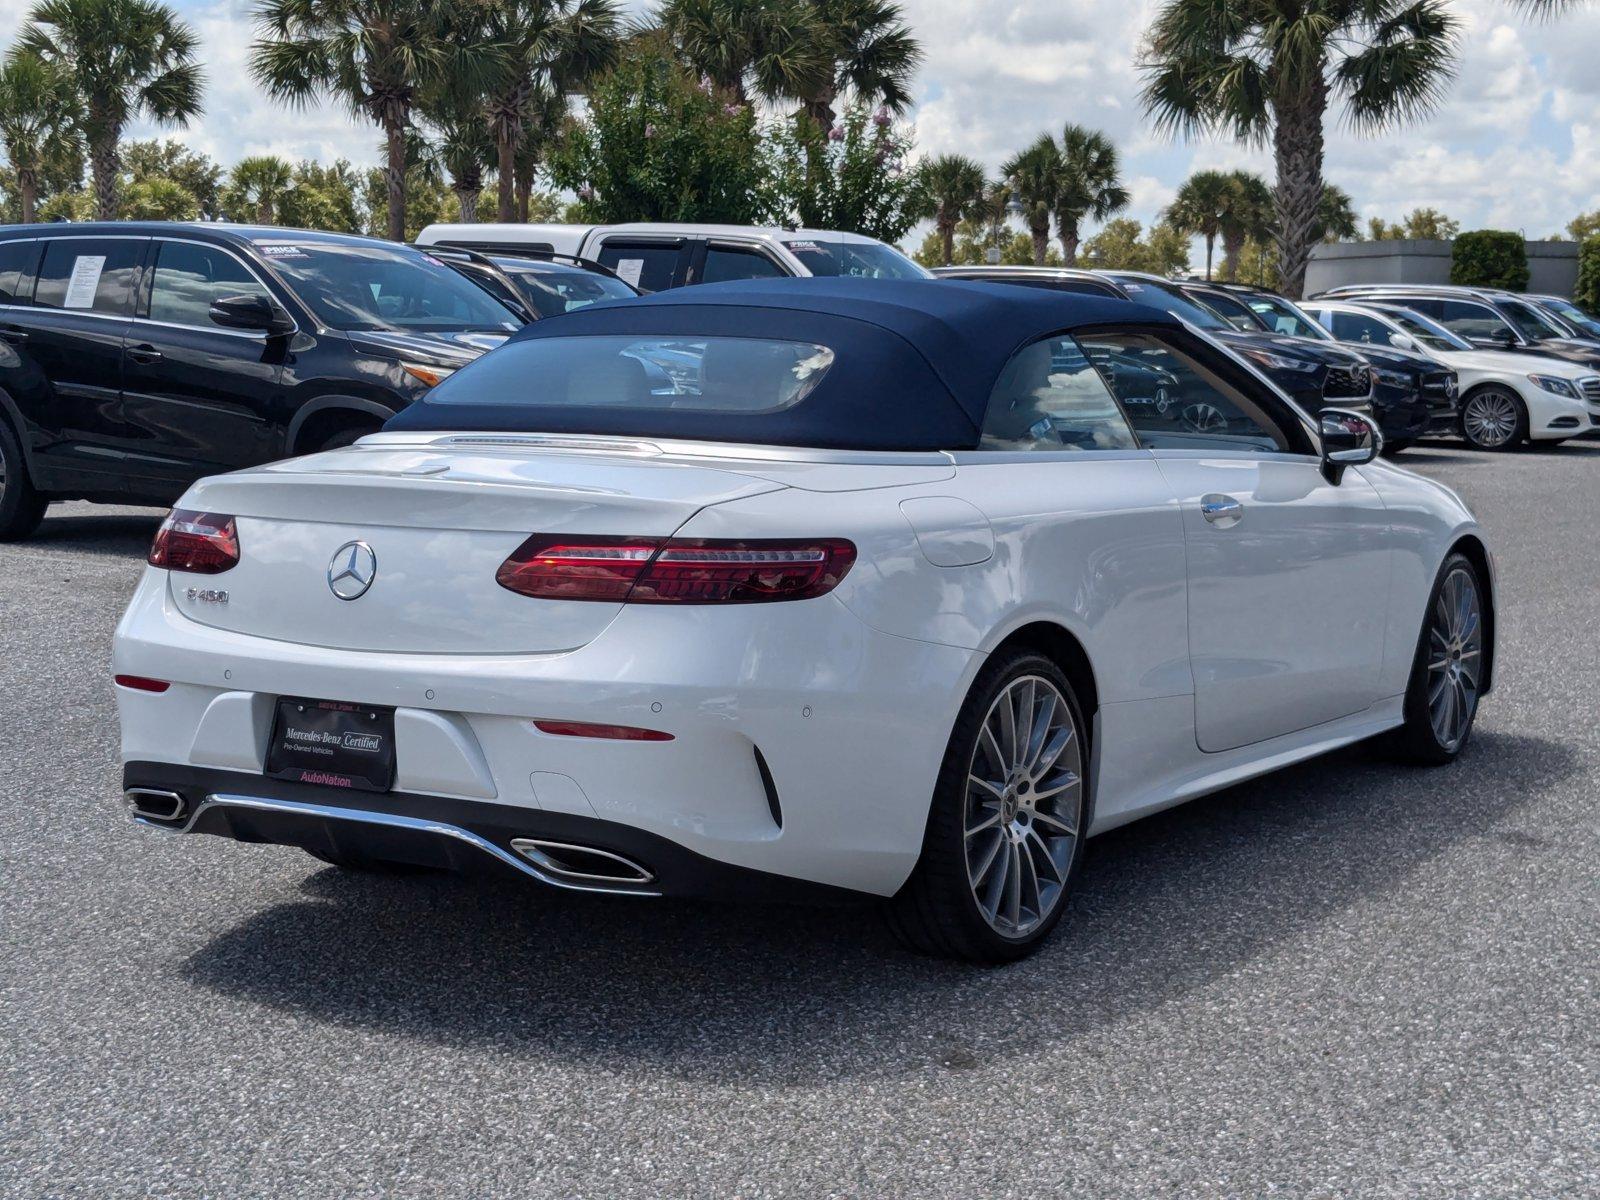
114, 278, 1493, 963
930, 265, 1125, 298
1182, 283, 1458, 451
1302, 299, 1600, 449
415, 222, 930, 291
421, 246, 639, 323
1312, 284, 1600, 371
1093, 271, 1379, 422
1521, 293, 1600, 342
0, 222, 523, 539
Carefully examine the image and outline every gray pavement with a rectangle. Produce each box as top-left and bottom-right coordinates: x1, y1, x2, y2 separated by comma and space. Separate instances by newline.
1, 440, 1597, 1198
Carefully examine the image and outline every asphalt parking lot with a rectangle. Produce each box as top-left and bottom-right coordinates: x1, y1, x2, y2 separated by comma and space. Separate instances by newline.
2, 440, 1597, 1199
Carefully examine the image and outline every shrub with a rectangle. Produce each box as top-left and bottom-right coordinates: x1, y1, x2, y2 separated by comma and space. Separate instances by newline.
1576, 236, 1600, 314
1451, 230, 1529, 291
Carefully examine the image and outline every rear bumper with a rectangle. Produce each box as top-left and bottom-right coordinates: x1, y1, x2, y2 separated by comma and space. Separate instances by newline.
122, 762, 866, 904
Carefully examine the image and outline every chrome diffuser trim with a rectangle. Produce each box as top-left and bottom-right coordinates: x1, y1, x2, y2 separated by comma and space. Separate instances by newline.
509, 838, 656, 885
134, 793, 662, 897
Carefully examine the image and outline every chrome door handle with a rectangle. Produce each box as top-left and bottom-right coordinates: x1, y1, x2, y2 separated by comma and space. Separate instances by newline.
126, 343, 163, 364
1200, 493, 1243, 527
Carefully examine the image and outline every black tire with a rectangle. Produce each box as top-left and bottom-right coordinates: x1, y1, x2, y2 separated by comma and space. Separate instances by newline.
0, 417, 47, 541
311, 425, 374, 453
1382, 438, 1413, 456
304, 846, 434, 874
1459, 386, 1527, 451
886, 649, 1089, 964
1388, 552, 1486, 766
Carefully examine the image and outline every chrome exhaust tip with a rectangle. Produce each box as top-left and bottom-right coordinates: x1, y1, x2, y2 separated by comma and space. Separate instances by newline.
125, 788, 186, 822
509, 838, 655, 887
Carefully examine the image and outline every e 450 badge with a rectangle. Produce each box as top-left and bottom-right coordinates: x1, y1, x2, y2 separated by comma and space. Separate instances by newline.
186, 587, 229, 605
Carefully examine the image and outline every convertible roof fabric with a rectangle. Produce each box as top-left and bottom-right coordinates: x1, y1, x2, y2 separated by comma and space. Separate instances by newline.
388, 277, 1176, 451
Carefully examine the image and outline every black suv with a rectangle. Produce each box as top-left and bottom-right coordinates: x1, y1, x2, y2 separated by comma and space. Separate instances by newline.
422, 246, 639, 323
0, 222, 521, 539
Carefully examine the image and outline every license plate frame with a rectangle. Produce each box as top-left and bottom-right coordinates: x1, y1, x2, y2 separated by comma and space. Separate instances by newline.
264, 697, 396, 793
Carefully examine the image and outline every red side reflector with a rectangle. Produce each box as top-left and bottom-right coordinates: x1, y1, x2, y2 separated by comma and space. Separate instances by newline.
532, 719, 674, 742
115, 675, 171, 693
149, 509, 239, 574
497, 536, 856, 604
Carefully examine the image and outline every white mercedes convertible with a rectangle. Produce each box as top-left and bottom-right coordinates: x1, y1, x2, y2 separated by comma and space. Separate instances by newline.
114, 279, 1495, 962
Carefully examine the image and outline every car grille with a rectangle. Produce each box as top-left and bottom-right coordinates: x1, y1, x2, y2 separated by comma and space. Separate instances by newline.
1580, 376, 1600, 404
1323, 365, 1373, 400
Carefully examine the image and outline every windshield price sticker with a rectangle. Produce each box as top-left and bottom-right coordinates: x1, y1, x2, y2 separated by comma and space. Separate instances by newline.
63, 256, 106, 309
258, 244, 311, 259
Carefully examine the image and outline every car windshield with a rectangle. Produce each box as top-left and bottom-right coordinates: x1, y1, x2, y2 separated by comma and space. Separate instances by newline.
254, 241, 520, 333
1542, 297, 1600, 337
1111, 277, 1230, 332
782, 238, 928, 279
1376, 307, 1474, 352
501, 262, 637, 319
1187, 289, 1265, 331
1247, 294, 1330, 340
1499, 299, 1565, 340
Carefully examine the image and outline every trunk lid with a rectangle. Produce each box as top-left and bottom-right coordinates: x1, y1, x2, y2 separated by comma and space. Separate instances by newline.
168, 444, 785, 654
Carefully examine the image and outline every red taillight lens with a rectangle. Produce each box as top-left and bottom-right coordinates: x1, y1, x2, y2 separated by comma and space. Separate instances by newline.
148, 509, 239, 574
532, 719, 674, 741
496, 536, 856, 604
114, 675, 170, 693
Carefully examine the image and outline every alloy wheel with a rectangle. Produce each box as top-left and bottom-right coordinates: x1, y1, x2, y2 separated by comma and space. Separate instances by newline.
963, 675, 1083, 938
1427, 566, 1483, 752
1462, 391, 1519, 448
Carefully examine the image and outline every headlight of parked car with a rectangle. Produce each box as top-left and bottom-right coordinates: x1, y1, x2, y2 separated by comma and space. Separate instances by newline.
1529, 374, 1579, 398
1241, 348, 1319, 373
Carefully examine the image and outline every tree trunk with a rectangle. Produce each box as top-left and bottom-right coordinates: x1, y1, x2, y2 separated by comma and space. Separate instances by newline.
1271, 76, 1328, 299
89, 131, 120, 220
496, 129, 516, 224
1220, 232, 1246, 281
1031, 221, 1049, 265
455, 185, 478, 222
515, 154, 533, 222
1058, 221, 1080, 267
1204, 234, 1215, 280
384, 114, 407, 243
803, 85, 838, 131
939, 216, 955, 266
18, 167, 37, 224
258, 200, 274, 224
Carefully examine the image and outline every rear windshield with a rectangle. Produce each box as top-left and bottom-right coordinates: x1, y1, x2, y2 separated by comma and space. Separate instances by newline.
421, 335, 835, 414
503, 263, 637, 318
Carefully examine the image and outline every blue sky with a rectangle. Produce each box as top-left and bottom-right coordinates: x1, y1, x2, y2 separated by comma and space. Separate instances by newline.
7, 0, 1599, 240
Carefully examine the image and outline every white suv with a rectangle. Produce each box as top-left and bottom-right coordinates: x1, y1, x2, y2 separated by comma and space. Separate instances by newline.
414, 223, 928, 293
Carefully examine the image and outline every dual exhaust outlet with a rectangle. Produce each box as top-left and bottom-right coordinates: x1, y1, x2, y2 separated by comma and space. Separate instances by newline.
125, 788, 186, 822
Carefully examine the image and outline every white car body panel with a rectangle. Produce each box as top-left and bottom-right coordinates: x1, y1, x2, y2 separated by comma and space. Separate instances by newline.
114, 432, 1489, 898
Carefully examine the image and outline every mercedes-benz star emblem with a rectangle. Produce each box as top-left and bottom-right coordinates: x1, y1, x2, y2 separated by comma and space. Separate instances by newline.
327, 540, 377, 601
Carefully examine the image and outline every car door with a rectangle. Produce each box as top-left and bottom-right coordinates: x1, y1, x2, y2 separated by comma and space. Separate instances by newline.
688, 241, 791, 286
588, 237, 691, 293
1081, 329, 1393, 753
9, 235, 147, 492
118, 238, 290, 486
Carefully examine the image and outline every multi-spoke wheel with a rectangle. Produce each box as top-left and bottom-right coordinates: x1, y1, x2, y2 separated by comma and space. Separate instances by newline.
0, 416, 47, 541
1459, 388, 1525, 451
887, 650, 1088, 962
1392, 553, 1487, 765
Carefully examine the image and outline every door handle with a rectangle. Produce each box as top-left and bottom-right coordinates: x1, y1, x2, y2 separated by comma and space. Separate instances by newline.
1200, 493, 1244, 527
0, 326, 28, 344
126, 343, 163, 364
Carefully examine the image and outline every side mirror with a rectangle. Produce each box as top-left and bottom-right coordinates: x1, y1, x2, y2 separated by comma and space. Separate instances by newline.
209, 293, 294, 335
1387, 332, 1416, 351
1320, 408, 1382, 483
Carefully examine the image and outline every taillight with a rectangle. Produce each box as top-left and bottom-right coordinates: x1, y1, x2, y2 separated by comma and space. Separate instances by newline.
114, 675, 170, 693
148, 509, 239, 574
532, 719, 674, 741
497, 536, 856, 604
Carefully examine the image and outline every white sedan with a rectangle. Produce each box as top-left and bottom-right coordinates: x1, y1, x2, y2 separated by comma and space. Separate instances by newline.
114, 279, 1495, 962
1303, 299, 1600, 449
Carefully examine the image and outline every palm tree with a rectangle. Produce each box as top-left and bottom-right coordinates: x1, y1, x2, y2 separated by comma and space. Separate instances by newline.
0, 54, 81, 224
1053, 124, 1129, 266
1218, 170, 1273, 280
1002, 134, 1059, 266
483, 0, 621, 224
916, 154, 987, 266
795, 0, 921, 128
1314, 183, 1359, 243
1141, 0, 1473, 296
1165, 170, 1235, 280
251, 0, 493, 242
16, 0, 203, 221
227, 154, 293, 223
660, 0, 829, 105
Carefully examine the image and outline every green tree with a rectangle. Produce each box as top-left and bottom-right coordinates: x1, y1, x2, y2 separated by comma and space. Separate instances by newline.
1081, 217, 1189, 275
225, 154, 294, 223
1575, 236, 1600, 313
120, 173, 196, 219
1218, 170, 1274, 278
1367, 207, 1459, 240
1052, 124, 1128, 265
0, 53, 81, 223
278, 158, 363, 231
768, 103, 921, 240
912, 153, 987, 266
794, 0, 921, 128
1002, 133, 1059, 266
660, 0, 828, 105
1165, 169, 1233, 279
549, 34, 774, 224
1143, 0, 1471, 296
1451, 229, 1528, 290
1314, 182, 1358, 242
17, 0, 204, 220
1567, 211, 1600, 243
360, 160, 453, 240
122, 138, 222, 217
251, 0, 491, 242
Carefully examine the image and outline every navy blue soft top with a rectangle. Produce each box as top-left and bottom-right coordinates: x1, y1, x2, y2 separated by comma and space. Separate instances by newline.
387, 277, 1176, 451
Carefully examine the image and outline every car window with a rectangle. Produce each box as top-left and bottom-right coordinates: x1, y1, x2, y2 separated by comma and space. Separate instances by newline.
0, 240, 35, 304
1109, 278, 1231, 332
700, 245, 787, 284
781, 239, 927, 279
1543, 298, 1600, 337
1189, 289, 1263, 331
33, 238, 144, 315
1499, 299, 1563, 340
1329, 310, 1394, 345
1436, 300, 1512, 342
980, 335, 1138, 452
504, 264, 635, 318
148, 241, 271, 328
1079, 331, 1290, 452
1248, 295, 1327, 339
1002, 277, 1122, 297
595, 242, 680, 292
1376, 307, 1474, 352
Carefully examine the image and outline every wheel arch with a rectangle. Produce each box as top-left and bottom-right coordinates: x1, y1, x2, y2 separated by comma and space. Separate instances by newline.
285, 395, 397, 456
